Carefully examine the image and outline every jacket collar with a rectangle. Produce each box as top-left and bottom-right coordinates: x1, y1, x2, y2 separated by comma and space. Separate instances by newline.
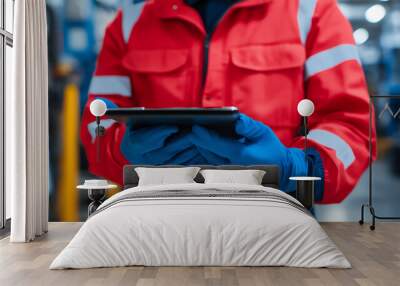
184, 0, 201, 5
185, 0, 238, 5
159, 0, 272, 20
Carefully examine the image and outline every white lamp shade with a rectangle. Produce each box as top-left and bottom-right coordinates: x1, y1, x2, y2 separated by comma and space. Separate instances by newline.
297, 99, 315, 117
90, 99, 107, 117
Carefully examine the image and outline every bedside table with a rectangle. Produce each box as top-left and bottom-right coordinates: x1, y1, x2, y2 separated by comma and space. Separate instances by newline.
289, 177, 321, 210
77, 182, 117, 216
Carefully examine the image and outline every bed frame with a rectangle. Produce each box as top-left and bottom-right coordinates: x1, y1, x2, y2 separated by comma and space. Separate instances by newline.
123, 165, 280, 189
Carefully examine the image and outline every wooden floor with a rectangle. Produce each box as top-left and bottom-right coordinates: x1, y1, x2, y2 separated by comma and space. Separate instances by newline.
0, 222, 399, 286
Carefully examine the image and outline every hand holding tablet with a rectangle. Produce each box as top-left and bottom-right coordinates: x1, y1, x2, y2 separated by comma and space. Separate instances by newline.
109, 106, 239, 165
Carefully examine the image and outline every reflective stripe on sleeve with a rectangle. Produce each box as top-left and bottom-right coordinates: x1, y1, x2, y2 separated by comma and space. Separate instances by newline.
122, 0, 146, 43
308, 129, 355, 169
88, 119, 117, 143
298, 0, 317, 44
89, 76, 132, 97
305, 44, 361, 79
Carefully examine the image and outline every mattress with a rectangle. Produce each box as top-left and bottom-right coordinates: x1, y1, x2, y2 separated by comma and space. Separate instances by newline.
50, 183, 350, 269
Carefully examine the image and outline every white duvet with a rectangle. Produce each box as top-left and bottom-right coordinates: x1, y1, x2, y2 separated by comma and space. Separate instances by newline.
50, 183, 350, 269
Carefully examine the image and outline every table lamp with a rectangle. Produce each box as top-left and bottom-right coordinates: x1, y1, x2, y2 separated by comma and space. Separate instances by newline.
90, 99, 107, 162
290, 99, 319, 209
297, 99, 315, 153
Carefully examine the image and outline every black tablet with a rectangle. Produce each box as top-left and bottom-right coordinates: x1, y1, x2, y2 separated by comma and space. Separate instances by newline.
106, 107, 239, 126
105, 107, 240, 136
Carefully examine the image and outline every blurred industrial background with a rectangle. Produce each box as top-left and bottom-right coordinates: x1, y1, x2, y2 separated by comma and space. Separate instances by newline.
45, 0, 400, 221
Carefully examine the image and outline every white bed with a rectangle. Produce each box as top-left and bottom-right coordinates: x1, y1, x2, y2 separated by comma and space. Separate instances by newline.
50, 182, 350, 269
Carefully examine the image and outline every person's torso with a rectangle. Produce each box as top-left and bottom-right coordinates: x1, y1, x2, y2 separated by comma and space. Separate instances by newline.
121, 0, 306, 144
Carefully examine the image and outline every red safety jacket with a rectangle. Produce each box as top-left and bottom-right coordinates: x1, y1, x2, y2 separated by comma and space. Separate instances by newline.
81, 0, 376, 204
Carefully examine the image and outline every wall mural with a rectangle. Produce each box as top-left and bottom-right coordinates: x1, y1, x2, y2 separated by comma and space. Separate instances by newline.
46, 0, 400, 222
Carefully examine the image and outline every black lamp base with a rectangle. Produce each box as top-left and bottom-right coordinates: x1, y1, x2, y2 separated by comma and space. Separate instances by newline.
87, 189, 106, 216
296, 180, 315, 210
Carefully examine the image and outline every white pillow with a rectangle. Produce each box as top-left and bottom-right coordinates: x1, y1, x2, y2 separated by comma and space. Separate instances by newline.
200, 169, 266, 185
135, 167, 201, 186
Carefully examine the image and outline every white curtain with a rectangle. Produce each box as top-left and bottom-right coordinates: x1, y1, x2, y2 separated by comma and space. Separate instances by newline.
8, 0, 49, 242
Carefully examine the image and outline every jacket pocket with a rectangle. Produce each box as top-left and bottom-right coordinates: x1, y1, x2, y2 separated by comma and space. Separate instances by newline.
228, 43, 305, 130
231, 44, 305, 71
123, 49, 191, 106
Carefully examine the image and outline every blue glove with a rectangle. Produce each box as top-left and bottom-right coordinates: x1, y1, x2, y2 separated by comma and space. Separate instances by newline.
191, 114, 308, 190
93, 98, 205, 165
196, 146, 230, 165
96, 98, 224, 165
121, 125, 205, 165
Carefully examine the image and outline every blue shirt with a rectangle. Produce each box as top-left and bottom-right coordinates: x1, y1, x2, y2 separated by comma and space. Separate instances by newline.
185, 0, 236, 34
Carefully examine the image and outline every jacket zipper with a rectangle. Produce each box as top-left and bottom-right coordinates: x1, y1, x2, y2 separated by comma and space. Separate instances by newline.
202, 34, 211, 88
201, 8, 233, 90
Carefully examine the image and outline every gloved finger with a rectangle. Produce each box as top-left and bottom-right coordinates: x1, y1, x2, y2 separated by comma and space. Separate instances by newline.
191, 125, 241, 159
235, 113, 272, 141
129, 126, 179, 153
189, 154, 208, 165
197, 146, 229, 165
145, 133, 194, 162
165, 147, 200, 165
181, 153, 207, 165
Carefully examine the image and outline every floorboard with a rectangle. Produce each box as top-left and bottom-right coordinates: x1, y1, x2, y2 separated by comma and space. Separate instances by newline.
0, 222, 399, 286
